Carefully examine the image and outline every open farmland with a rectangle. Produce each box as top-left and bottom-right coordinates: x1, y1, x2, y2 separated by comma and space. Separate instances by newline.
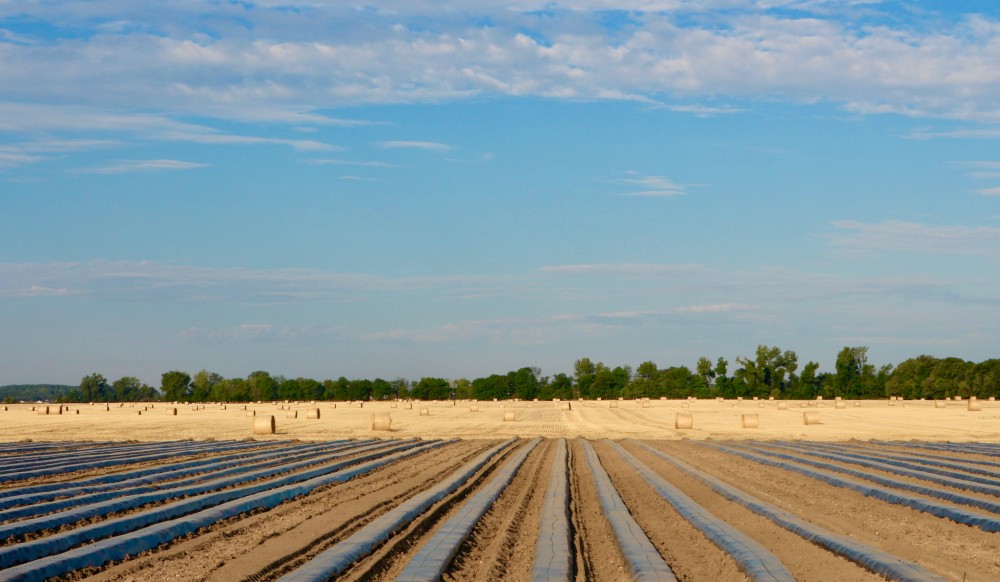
2, 397, 1000, 442
0, 399, 999, 580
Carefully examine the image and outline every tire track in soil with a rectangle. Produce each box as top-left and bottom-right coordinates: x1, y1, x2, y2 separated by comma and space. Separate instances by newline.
83, 440, 494, 582
608, 440, 880, 582
655, 440, 1000, 581
331, 439, 531, 582
440, 438, 553, 582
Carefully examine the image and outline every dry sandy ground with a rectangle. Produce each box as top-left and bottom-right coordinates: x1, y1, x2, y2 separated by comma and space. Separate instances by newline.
2, 398, 999, 442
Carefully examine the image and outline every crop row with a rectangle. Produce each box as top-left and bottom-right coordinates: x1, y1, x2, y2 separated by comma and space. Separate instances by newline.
1, 439, 998, 580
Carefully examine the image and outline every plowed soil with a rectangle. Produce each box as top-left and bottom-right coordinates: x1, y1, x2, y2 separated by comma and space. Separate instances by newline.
1, 400, 999, 581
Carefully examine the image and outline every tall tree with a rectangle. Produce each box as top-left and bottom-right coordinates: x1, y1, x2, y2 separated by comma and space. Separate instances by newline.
79, 373, 110, 402
161, 371, 191, 402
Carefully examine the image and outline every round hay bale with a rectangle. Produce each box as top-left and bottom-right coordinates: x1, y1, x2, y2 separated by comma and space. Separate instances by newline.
371, 411, 392, 431
503, 411, 516, 422
587, 402, 597, 408
807, 401, 818, 407
306, 408, 320, 419
675, 413, 693, 430
816, 395, 823, 401
752, 396, 759, 401
470, 404, 480, 412
73, 409, 79, 415
136, 410, 142, 415
758, 402, 765, 408
968, 400, 982, 412
286, 410, 298, 419
954, 395, 962, 401
404, 402, 413, 410
246, 410, 256, 417
0, 406, 6, 412
166, 407, 177, 416
253, 415, 275, 435
681, 402, 690, 408
741, 413, 759, 428
640, 400, 651, 409
357, 402, 364, 408
989, 397, 996, 402
192, 405, 199, 411
834, 401, 846, 409
560, 402, 572, 411
768, 396, 774, 401
330, 403, 337, 409
609, 401, 618, 409
803, 411, 821, 425
777, 401, 788, 410
854, 401, 861, 407
37, 405, 49, 415
220, 405, 226, 410
935, 401, 947, 408
419, 407, 429, 416
103, 405, 110, 411
736, 397, 743, 401
390, 403, 397, 408
55, 406, 63, 415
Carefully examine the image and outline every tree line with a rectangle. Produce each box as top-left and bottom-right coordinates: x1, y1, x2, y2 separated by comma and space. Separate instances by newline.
55, 345, 1000, 404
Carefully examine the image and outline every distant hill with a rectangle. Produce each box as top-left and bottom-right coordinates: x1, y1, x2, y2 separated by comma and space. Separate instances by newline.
0, 384, 77, 402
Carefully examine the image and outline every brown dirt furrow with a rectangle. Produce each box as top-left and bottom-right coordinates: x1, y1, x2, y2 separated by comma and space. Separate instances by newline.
585, 439, 751, 582
336, 439, 530, 582
8, 442, 415, 547
0, 444, 280, 492
823, 441, 1000, 483
606, 439, 880, 582
854, 442, 1000, 467
648, 440, 1000, 582
441, 438, 553, 582
566, 437, 632, 581
748, 442, 1000, 510
85, 440, 494, 582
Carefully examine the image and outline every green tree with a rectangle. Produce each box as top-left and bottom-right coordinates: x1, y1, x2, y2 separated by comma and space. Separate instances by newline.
79, 373, 110, 402
696, 357, 715, 389
114, 376, 148, 401
160, 371, 191, 402
247, 371, 277, 402
191, 370, 222, 402
412, 377, 450, 400
549, 373, 573, 400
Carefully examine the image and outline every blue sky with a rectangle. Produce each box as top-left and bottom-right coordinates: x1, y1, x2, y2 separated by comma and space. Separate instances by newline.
2, 1, 999, 386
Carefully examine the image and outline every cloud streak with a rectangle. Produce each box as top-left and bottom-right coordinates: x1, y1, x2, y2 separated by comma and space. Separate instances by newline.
80, 159, 208, 174
830, 220, 1000, 256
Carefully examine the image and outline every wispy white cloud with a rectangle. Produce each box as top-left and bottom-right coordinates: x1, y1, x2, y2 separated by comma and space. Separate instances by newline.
0, 260, 511, 304
830, 220, 1000, 256
1, 4, 1000, 156
539, 263, 707, 276
79, 159, 208, 174
615, 174, 689, 197
304, 158, 396, 167
975, 187, 1000, 197
377, 140, 452, 151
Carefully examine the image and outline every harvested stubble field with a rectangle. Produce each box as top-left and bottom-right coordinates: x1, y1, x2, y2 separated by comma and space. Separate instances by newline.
0, 399, 999, 581
3, 398, 1000, 442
